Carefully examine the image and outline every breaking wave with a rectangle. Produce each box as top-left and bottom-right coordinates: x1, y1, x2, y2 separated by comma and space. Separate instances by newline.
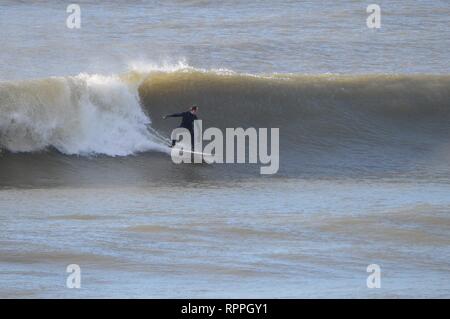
0, 73, 166, 155
1, 63, 449, 156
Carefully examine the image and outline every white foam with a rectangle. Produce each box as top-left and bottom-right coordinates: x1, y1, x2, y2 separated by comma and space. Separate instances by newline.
126, 59, 236, 76
127, 59, 193, 74
0, 73, 168, 156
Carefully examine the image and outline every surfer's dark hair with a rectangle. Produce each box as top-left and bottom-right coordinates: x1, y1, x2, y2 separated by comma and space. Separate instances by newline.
190, 106, 198, 111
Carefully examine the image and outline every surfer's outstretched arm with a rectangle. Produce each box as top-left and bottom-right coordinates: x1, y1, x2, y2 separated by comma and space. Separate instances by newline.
163, 112, 184, 119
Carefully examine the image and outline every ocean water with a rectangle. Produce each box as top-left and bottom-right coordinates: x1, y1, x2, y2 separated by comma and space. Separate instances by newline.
1, 0, 450, 298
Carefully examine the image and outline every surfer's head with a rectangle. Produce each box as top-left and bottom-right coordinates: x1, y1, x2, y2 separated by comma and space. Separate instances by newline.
190, 105, 198, 114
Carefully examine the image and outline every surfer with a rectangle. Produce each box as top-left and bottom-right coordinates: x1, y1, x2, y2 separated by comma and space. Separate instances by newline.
163, 105, 199, 148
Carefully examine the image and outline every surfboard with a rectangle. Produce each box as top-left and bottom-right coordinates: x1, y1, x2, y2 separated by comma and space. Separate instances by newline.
170, 147, 213, 157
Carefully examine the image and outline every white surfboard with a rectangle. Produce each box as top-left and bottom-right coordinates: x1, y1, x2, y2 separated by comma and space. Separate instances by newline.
170, 147, 213, 157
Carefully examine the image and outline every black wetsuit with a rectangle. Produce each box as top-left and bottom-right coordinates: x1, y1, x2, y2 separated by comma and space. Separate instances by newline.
166, 111, 198, 147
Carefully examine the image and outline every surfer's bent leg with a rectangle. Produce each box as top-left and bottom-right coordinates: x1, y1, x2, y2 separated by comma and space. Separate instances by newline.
171, 127, 193, 149
189, 128, 194, 151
